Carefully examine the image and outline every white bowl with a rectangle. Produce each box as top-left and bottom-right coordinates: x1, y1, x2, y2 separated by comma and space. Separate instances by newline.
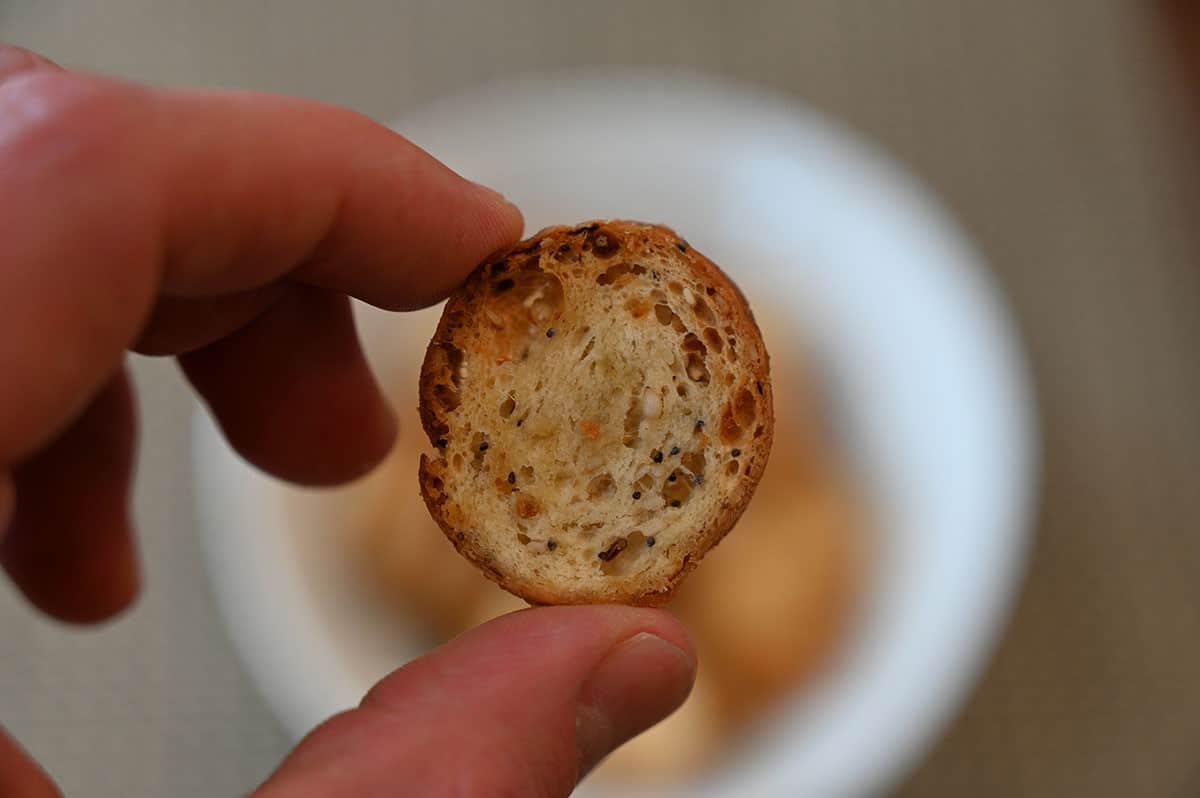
192, 71, 1037, 798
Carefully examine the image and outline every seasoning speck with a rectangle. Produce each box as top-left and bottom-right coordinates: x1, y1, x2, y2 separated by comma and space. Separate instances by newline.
693, 474, 705, 485
435, 438, 448, 448
546, 328, 556, 338
694, 419, 706, 431
668, 472, 677, 483
670, 446, 681, 456
507, 471, 516, 484
547, 540, 558, 551
731, 448, 741, 458
632, 491, 642, 500
478, 441, 489, 452
670, 500, 682, 508
652, 450, 664, 464
646, 536, 656, 547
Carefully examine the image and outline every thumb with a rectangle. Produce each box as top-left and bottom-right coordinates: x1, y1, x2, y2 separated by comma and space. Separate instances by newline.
255, 605, 696, 798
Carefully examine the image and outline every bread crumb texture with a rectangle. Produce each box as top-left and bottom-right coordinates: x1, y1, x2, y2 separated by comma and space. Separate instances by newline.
419, 220, 774, 604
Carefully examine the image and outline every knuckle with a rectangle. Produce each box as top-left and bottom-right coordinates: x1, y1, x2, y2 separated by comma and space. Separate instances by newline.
0, 71, 141, 170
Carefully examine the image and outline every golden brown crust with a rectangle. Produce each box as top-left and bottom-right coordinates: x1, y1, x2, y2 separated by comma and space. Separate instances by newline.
418, 220, 774, 605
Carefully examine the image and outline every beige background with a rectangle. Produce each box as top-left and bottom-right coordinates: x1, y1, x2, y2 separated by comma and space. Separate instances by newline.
3, 1, 1199, 796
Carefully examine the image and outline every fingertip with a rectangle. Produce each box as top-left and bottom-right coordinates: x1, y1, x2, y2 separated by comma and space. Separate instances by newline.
191, 364, 397, 487
344, 170, 525, 312
31, 536, 141, 626
485, 606, 696, 780
181, 287, 400, 487
0, 44, 61, 82
467, 179, 524, 252
576, 630, 697, 777
1, 370, 141, 625
328, 392, 398, 483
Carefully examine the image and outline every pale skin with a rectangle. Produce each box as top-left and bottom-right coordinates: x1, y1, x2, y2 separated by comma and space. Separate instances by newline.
0, 45, 696, 797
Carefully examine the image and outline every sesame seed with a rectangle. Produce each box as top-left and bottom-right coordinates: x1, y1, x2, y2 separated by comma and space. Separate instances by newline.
479, 441, 489, 452
546, 328, 556, 338
507, 471, 516, 484
646, 536, 656, 547
731, 448, 741, 457
652, 451, 664, 463
632, 491, 642, 500
670, 446, 681, 456
547, 540, 558, 551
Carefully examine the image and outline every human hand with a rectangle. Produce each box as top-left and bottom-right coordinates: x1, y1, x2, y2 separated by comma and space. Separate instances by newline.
0, 44, 696, 797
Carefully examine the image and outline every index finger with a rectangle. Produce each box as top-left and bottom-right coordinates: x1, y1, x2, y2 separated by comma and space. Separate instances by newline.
152, 86, 522, 309
0, 64, 521, 463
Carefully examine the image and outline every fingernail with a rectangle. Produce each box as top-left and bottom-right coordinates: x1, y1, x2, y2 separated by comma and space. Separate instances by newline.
0, 45, 59, 81
468, 179, 512, 206
0, 45, 37, 75
468, 179, 522, 220
575, 632, 697, 778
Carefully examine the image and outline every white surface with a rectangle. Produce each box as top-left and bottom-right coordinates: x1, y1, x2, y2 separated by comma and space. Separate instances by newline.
193, 71, 1037, 798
